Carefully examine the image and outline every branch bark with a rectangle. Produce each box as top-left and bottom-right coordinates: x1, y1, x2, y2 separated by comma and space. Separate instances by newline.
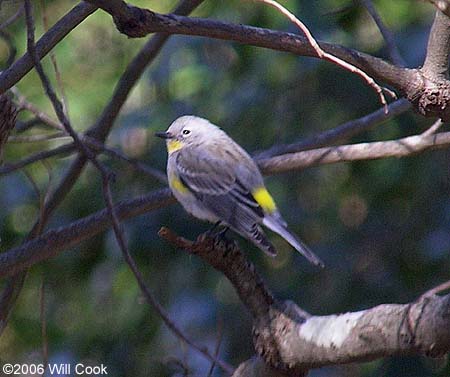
0, 2, 97, 94
158, 229, 450, 376
83, 0, 450, 121
1, 127, 450, 278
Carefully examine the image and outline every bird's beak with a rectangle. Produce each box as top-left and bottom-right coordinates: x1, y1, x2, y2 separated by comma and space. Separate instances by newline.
155, 131, 174, 139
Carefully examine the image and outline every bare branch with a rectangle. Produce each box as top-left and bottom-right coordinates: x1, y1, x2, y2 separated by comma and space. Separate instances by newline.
422, 10, 450, 77
0, 2, 97, 94
0, 143, 74, 176
83, 0, 412, 93
0, 189, 174, 279
258, 130, 450, 175
425, 0, 450, 17
360, 0, 405, 66
256, 98, 411, 159
254, 0, 395, 111
0, 94, 17, 160
159, 230, 450, 374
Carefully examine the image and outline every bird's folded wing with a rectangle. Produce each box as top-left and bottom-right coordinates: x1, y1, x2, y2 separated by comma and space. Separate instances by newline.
176, 148, 264, 219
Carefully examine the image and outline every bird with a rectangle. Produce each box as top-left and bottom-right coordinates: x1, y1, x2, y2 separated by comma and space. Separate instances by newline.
155, 115, 324, 267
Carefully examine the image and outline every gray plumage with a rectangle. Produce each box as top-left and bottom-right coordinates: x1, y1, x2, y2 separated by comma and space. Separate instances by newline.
156, 115, 323, 267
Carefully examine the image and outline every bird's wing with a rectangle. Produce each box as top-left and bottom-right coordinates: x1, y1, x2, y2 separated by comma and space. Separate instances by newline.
176, 147, 265, 224
175, 148, 236, 195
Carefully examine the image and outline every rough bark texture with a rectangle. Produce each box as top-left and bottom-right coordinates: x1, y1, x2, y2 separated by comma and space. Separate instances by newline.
158, 230, 450, 376
0, 94, 17, 162
84, 0, 450, 121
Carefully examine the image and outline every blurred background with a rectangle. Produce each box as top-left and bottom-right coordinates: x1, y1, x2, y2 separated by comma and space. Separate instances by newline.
0, 0, 449, 376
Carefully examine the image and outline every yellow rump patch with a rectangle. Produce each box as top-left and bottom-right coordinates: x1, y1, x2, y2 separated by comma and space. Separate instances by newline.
252, 187, 276, 213
167, 140, 184, 154
170, 175, 189, 194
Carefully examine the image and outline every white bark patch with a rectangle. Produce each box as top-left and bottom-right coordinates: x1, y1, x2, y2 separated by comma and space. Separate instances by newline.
298, 311, 364, 348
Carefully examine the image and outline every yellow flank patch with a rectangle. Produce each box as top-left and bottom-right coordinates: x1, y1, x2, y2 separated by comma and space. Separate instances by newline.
252, 187, 276, 213
167, 139, 184, 154
170, 175, 189, 194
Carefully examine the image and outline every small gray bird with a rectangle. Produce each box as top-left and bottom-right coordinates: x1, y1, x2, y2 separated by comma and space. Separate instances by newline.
156, 115, 323, 267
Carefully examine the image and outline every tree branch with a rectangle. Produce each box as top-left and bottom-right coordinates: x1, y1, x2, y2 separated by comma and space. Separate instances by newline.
158, 229, 450, 375
0, 189, 174, 279
84, 0, 412, 92
256, 98, 411, 159
422, 10, 450, 78
426, 0, 450, 17
2, 126, 450, 278
0, 2, 97, 94
0, 94, 17, 161
258, 130, 450, 175
360, 0, 405, 66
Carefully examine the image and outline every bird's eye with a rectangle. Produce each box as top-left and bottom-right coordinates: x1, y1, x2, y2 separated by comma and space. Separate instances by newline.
182, 129, 191, 135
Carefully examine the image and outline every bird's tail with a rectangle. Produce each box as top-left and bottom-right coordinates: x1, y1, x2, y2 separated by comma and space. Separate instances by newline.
263, 215, 324, 267
241, 224, 277, 257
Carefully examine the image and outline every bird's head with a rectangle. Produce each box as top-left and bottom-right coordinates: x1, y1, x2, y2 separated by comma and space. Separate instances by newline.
155, 115, 222, 154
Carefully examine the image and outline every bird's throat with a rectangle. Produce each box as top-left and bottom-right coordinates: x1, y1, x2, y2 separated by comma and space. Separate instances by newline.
167, 139, 184, 154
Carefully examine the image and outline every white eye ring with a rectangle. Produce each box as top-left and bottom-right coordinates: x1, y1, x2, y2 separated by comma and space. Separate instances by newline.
182, 129, 191, 135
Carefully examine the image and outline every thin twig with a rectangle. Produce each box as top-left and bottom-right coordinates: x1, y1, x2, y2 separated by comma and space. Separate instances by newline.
8, 132, 69, 143
24, 0, 99, 166
13, 90, 65, 131
360, 0, 405, 66
421, 118, 443, 136
0, 3, 24, 30
85, 137, 167, 184
102, 183, 234, 374
253, 0, 396, 112
39, 0, 70, 119
256, 98, 411, 158
422, 279, 450, 297
40, 279, 48, 377
0, 143, 75, 176
207, 316, 224, 377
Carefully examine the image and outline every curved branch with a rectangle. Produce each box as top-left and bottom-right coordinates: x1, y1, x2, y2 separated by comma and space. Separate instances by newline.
0, 2, 97, 94
258, 130, 450, 175
2, 127, 450, 278
256, 99, 411, 159
0, 189, 175, 279
158, 230, 450, 375
84, 0, 413, 92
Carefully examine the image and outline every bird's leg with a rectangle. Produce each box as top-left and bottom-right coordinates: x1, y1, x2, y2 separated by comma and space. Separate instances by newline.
205, 221, 222, 237
216, 226, 230, 240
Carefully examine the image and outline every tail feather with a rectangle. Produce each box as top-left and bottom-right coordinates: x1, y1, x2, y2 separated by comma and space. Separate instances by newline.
263, 216, 324, 267
242, 224, 277, 257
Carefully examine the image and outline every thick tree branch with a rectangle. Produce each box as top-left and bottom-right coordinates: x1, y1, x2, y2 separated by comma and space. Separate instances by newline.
84, 0, 411, 92
422, 10, 450, 78
83, 0, 450, 121
158, 230, 450, 376
1, 127, 450, 278
426, 0, 450, 17
0, 0, 205, 337
0, 189, 174, 279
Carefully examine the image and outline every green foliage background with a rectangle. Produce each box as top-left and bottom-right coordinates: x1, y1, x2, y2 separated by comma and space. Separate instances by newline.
0, 0, 449, 376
